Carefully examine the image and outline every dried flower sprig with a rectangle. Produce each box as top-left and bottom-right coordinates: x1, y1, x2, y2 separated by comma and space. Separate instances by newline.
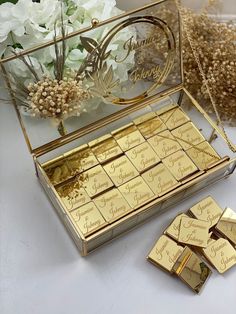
27, 76, 90, 120
182, 2, 236, 125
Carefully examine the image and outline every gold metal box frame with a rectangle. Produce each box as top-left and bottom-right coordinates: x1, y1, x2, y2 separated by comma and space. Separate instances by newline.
1, 0, 236, 256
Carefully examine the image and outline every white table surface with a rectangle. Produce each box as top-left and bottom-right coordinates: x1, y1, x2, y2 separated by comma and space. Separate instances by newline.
1, 1, 236, 313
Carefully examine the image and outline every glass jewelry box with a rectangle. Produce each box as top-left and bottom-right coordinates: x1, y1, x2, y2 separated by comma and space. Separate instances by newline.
1, 0, 235, 255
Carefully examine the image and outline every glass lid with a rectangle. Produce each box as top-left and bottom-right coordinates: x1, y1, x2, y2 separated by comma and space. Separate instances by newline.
0, 0, 182, 154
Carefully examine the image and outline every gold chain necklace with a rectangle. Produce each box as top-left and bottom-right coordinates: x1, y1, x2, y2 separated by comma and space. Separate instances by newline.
175, 0, 236, 153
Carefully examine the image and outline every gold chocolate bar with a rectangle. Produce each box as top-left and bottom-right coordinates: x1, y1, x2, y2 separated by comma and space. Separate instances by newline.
133, 112, 156, 125
165, 213, 189, 241
159, 107, 190, 130
125, 142, 160, 173
94, 189, 132, 223
186, 141, 221, 170
65, 145, 99, 175
173, 247, 212, 294
147, 235, 184, 273
56, 180, 90, 212
44, 144, 99, 185
202, 238, 236, 274
162, 150, 199, 181
44, 157, 72, 185
89, 134, 123, 164
171, 122, 205, 150
215, 207, 236, 246
70, 202, 108, 237
155, 103, 178, 116
119, 176, 155, 209
82, 165, 113, 197
189, 196, 223, 228
112, 123, 145, 151
134, 112, 167, 139
44, 145, 98, 185
103, 155, 139, 186
148, 130, 182, 159
178, 216, 210, 248
142, 163, 180, 196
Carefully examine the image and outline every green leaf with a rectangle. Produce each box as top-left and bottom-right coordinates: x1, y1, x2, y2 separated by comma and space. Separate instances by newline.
12, 43, 23, 49
0, 0, 18, 4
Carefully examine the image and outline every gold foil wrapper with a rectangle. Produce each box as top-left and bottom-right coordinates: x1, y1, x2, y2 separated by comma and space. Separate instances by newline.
216, 207, 236, 246
56, 181, 90, 212
202, 238, 236, 273
112, 123, 145, 151
142, 163, 180, 196
89, 135, 123, 164
171, 122, 205, 150
103, 155, 139, 186
147, 235, 184, 273
159, 107, 190, 130
189, 196, 223, 228
178, 217, 210, 248
125, 142, 160, 173
82, 165, 113, 197
173, 247, 212, 294
94, 189, 132, 223
148, 130, 182, 159
165, 213, 189, 241
70, 202, 108, 237
186, 141, 221, 170
162, 150, 199, 181
134, 112, 167, 138
119, 176, 154, 209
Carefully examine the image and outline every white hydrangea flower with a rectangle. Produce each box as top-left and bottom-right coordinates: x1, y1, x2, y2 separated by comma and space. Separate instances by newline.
0, 0, 136, 120
65, 48, 87, 70
72, 0, 116, 22
29, 0, 62, 30
0, 0, 29, 42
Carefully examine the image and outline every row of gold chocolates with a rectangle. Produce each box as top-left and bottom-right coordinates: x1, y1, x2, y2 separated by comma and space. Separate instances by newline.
46, 127, 218, 190
147, 196, 236, 293
59, 180, 155, 237
44, 103, 216, 186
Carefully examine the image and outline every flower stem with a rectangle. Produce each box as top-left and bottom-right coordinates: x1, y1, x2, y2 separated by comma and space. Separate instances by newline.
58, 120, 67, 137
